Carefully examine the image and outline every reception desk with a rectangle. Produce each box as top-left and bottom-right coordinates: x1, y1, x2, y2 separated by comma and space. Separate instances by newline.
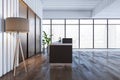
49, 43, 72, 63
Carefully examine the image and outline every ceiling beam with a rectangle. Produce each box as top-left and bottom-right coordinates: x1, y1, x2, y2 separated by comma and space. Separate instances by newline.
43, 0, 100, 11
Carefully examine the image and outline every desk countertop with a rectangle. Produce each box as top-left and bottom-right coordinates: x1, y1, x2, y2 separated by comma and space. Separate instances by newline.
50, 42, 72, 46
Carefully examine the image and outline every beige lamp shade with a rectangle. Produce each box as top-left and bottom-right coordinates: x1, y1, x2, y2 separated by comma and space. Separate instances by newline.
6, 17, 29, 32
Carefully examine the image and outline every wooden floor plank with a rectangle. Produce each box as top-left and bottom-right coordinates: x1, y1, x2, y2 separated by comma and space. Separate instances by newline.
1, 50, 120, 80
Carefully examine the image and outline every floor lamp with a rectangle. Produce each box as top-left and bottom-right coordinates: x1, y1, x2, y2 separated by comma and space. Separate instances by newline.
6, 17, 29, 76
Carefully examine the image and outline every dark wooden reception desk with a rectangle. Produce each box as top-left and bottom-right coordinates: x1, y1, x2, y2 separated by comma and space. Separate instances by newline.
49, 43, 72, 63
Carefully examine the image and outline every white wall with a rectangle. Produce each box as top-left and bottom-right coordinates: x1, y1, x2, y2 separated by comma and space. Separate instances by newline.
92, 0, 120, 18
0, 0, 19, 77
0, 0, 2, 32
43, 10, 92, 18
0, 0, 2, 76
92, 0, 116, 17
23, 0, 43, 18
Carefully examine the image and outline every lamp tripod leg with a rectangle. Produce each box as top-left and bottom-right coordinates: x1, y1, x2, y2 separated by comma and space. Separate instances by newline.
13, 38, 19, 76
19, 39, 27, 72
13, 35, 27, 76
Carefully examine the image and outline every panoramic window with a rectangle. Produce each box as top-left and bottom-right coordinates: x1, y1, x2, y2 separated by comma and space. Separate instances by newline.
66, 25, 79, 48
94, 25, 107, 48
109, 25, 120, 48
52, 25, 65, 42
42, 23, 51, 48
42, 19, 120, 49
80, 25, 93, 48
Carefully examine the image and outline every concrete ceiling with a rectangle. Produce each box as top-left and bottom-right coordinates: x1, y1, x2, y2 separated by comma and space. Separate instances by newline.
43, 0, 102, 10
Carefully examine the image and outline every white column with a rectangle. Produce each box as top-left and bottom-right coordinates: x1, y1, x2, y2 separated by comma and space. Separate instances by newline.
0, 0, 3, 77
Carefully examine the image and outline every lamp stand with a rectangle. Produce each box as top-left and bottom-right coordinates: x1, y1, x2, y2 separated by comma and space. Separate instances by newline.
13, 33, 27, 76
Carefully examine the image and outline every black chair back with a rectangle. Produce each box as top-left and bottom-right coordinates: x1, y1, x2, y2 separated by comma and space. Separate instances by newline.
62, 38, 72, 43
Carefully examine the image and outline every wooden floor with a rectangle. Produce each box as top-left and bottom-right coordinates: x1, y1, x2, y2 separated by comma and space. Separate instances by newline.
1, 50, 120, 80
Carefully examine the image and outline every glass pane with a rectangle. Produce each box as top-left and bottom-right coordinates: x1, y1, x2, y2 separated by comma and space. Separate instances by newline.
52, 25, 65, 42
42, 25, 50, 35
80, 25, 93, 48
80, 19, 93, 24
42, 20, 50, 24
42, 25, 50, 48
66, 25, 79, 48
66, 19, 78, 24
94, 25, 107, 48
109, 25, 120, 48
52, 19, 64, 24
108, 19, 120, 24
94, 19, 107, 24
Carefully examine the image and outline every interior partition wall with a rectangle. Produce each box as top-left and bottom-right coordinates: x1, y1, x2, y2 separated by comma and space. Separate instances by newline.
19, 1, 41, 61
36, 16, 41, 54
19, 1, 28, 61
43, 19, 120, 49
